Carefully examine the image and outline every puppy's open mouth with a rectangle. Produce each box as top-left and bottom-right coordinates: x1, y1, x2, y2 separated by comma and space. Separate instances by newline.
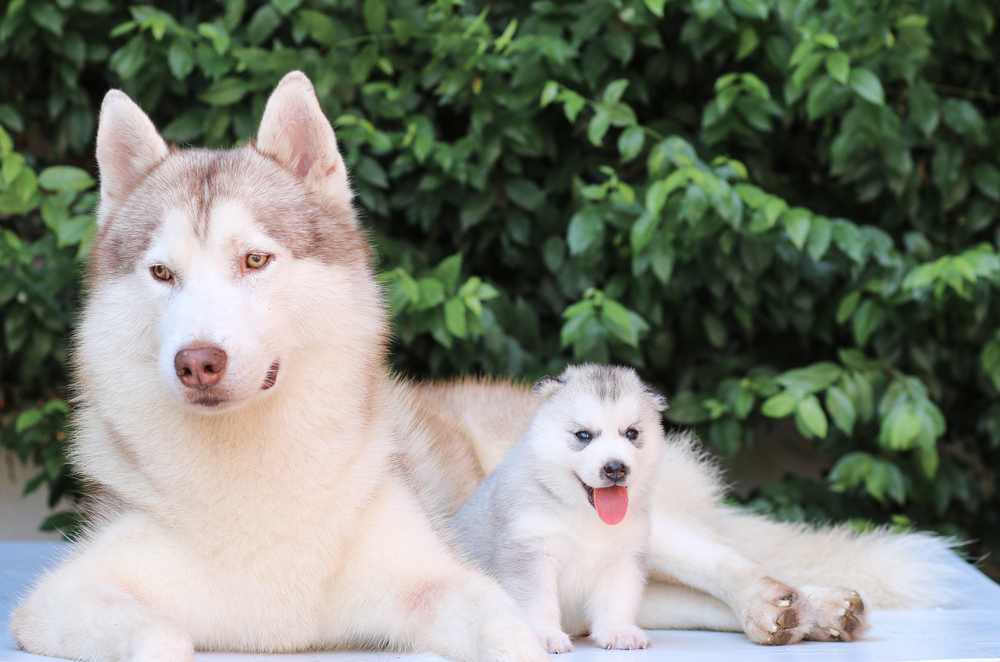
577, 474, 629, 526
261, 361, 279, 390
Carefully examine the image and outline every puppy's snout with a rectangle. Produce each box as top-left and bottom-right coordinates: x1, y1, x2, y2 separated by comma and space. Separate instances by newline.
175, 346, 227, 389
602, 460, 629, 483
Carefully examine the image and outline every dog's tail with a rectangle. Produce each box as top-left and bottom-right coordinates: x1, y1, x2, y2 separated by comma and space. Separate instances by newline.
718, 510, 969, 608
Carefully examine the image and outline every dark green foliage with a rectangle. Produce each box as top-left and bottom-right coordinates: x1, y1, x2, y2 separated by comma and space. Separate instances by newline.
2, 0, 999, 578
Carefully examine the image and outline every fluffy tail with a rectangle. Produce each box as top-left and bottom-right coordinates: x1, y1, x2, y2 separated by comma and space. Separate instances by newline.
718, 510, 967, 608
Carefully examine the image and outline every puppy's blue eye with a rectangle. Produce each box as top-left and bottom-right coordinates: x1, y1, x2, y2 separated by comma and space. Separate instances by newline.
626, 428, 638, 440
575, 430, 592, 442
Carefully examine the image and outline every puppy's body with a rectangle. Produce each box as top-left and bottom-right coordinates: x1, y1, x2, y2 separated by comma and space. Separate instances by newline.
454, 365, 668, 653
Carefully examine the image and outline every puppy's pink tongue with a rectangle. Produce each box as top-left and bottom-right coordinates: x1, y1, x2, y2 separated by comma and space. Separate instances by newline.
593, 486, 628, 525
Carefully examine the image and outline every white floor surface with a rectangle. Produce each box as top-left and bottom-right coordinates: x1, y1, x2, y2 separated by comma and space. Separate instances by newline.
2, 540, 1000, 662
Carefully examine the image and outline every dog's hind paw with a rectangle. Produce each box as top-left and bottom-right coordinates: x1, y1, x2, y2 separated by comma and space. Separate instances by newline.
535, 629, 573, 654
799, 586, 869, 642
591, 625, 650, 651
740, 577, 815, 646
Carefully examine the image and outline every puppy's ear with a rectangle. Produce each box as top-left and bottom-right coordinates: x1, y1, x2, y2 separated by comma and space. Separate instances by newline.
96, 90, 169, 227
532, 376, 565, 398
645, 386, 668, 412
256, 71, 352, 206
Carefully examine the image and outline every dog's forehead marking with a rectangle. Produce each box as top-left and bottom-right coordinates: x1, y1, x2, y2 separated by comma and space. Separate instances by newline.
92, 145, 368, 284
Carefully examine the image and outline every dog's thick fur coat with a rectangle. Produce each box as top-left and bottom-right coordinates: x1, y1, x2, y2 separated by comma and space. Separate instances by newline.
12, 72, 961, 661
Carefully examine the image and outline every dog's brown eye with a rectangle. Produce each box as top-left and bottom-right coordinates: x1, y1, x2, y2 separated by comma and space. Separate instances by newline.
151, 265, 172, 281
626, 428, 638, 440
246, 253, 270, 269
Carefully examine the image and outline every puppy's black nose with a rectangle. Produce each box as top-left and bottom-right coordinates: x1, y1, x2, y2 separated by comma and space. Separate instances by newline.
603, 461, 628, 482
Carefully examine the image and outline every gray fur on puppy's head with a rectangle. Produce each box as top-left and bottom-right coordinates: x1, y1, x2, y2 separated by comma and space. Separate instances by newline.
531, 364, 668, 412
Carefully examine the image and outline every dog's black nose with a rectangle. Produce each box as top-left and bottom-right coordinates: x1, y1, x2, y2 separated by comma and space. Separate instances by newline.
603, 461, 628, 482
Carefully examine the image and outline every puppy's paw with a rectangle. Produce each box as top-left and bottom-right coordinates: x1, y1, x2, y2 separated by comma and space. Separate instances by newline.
799, 586, 868, 642
536, 629, 573, 654
591, 625, 650, 651
740, 577, 815, 646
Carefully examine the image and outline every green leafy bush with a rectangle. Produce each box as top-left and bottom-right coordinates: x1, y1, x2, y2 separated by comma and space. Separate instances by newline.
2, 0, 999, 578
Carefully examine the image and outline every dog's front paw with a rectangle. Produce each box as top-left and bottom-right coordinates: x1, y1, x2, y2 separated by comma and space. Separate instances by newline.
535, 628, 573, 654
740, 577, 815, 646
591, 625, 650, 651
799, 586, 868, 642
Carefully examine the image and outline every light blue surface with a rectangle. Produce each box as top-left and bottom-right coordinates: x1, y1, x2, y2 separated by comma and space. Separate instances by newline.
3, 541, 1000, 661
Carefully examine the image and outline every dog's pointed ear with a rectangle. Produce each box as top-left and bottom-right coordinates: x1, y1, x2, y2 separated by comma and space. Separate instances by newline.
95, 90, 169, 228
645, 387, 668, 412
532, 376, 565, 398
256, 71, 352, 204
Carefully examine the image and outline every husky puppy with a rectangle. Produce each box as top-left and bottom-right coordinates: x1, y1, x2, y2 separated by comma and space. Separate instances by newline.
454, 364, 668, 653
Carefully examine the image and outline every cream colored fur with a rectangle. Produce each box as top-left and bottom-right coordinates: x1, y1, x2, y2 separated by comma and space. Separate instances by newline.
11, 71, 962, 661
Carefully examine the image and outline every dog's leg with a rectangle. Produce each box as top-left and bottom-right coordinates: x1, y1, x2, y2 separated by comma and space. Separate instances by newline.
13, 564, 193, 662
500, 549, 573, 654
330, 485, 549, 662
586, 554, 650, 650
638, 582, 742, 631
644, 512, 816, 644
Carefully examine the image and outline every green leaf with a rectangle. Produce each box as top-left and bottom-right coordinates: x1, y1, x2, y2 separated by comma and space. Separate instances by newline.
852, 299, 884, 347
199, 78, 250, 106
444, 297, 467, 338
38, 166, 94, 192
197, 23, 231, 55
775, 362, 842, 394
644, 0, 667, 18
781, 207, 811, 250
909, 81, 940, 136
167, 39, 196, 80
761, 392, 800, 418
796, 394, 828, 438
363, 0, 386, 33
618, 126, 645, 163
432, 254, 463, 291
247, 5, 281, 45
505, 178, 544, 211
540, 81, 560, 107
587, 109, 612, 146
972, 162, 1000, 201
806, 75, 849, 120
664, 391, 711, 425
30, 2, 64, 35
299, 9, 337, 44
600, 298, 638, 346
825, 51, 850, 85
567, 206, 604, 254
849, 67, 884, 105
806, 216, 832, 261
271, 0, 303, 15
602, 79, 629, 105
109, 36, 147, 79
836, 291, 860, 325
703, 312, 727, 348
888, 409, 922, 450
826, 386, 856, 435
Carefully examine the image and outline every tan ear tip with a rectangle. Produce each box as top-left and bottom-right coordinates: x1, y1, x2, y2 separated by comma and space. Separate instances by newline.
101, 89, 131, 108
276, 70, 313, 90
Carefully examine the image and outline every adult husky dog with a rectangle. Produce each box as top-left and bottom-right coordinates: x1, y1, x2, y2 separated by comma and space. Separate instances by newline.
13, 71, 958, 660
454, 365, 669, 653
